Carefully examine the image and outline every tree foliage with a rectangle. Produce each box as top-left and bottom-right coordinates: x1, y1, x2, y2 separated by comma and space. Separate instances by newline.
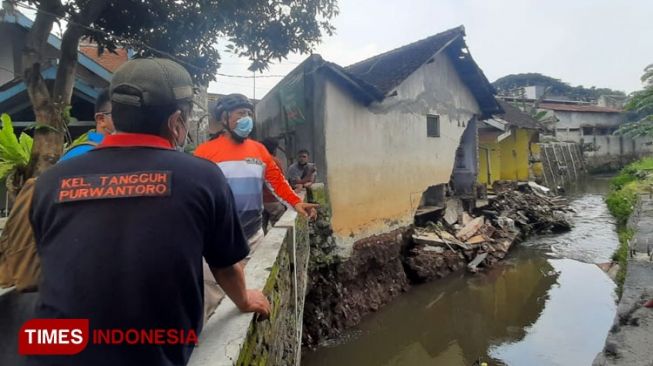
615, 64, 653, 138
17, 0, 338, 181
493, 73, 625, 102
40, 0, 339, 83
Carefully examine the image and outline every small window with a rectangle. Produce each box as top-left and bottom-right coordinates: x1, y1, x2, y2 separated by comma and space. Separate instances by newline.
427, 115, 440, 137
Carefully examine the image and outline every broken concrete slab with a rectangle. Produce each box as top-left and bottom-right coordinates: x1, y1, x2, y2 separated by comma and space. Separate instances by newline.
444, 198, 463, 226
462, 212, 473, 226
467, 252, 488, 272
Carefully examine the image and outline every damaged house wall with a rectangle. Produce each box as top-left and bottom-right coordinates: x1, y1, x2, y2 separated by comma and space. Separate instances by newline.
322, 51, 482, 248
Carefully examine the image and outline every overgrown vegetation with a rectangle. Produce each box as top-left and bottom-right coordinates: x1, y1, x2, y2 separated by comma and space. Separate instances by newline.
605, 157, 653, 296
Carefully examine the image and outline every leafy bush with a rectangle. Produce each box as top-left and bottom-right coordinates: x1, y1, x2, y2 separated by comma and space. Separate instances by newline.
606, 183, 637, 225
0, 113, 32, 181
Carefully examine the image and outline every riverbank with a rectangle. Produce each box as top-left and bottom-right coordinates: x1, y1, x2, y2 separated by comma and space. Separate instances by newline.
594, 194, 653, 366
303, 182, 573, 347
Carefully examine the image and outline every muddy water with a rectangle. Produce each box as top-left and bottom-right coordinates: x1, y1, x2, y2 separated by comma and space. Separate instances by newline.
302, 176, 618, 366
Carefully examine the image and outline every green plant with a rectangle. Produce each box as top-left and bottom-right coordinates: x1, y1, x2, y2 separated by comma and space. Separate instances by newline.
613, 228, 634, 298
0, 113, 32, 181
605, 156, 653, 298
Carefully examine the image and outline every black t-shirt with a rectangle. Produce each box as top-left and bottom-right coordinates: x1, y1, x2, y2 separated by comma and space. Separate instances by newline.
28, 135, 249, 366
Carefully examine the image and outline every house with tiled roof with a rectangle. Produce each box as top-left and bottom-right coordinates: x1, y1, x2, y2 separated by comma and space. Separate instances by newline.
255, 26, 502, 248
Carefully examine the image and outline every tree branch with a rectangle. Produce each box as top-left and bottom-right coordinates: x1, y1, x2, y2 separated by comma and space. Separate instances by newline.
22, 0, 63, 120
52, 0, 109, 107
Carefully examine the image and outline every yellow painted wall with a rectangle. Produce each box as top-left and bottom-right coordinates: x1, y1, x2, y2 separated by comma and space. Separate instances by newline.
478, 128, 537, 186
478, 145, 501, 186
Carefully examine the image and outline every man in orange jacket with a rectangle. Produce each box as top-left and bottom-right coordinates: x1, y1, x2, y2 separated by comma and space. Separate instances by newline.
195, 93, 317, 318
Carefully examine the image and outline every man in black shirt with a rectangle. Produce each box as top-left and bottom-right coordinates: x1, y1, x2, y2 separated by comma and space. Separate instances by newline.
28, 58, 269, 366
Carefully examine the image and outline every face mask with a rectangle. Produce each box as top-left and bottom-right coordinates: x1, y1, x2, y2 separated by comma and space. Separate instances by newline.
233, 116, 253, 138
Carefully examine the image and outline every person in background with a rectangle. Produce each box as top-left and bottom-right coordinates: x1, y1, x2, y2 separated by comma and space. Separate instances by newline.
60, 89, 115, 161
261, 137, 287, 233
287, 149, 317, 193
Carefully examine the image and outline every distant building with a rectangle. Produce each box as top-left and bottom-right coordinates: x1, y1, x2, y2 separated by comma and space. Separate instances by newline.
502, 85, 653, 171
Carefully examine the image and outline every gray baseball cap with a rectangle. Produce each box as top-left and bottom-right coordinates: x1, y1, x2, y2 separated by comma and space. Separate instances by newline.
110, 58, 194, 107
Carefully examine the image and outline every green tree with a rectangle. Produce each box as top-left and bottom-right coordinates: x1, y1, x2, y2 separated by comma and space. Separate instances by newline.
493, 73, 625, 101
615, 64, 653, 138
12, 0, 338, 182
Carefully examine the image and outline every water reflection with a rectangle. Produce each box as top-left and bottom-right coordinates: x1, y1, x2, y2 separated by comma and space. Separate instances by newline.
303, 250, 560, 366
490, 259, 616, 366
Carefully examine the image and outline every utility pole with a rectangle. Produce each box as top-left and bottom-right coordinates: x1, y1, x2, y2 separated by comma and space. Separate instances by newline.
253, 71, 256, 100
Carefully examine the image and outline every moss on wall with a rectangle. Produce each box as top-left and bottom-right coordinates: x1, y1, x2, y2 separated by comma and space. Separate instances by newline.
235, 212, 311, 365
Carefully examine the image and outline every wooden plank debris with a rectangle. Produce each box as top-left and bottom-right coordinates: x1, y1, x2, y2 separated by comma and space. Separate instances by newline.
456, 216, 484, 241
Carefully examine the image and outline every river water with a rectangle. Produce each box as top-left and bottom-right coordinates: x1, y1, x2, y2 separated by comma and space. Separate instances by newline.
303, 176, 618, 366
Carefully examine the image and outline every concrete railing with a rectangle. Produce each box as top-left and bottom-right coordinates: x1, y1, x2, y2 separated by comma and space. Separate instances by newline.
188, 199, 311, 366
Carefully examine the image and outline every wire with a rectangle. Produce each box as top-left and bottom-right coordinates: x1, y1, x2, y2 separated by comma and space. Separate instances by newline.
217, 73, 285, 79
13, 2, 290, 79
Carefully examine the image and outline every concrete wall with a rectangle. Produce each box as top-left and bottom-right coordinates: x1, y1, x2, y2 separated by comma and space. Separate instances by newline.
0, 23, 16, 85
322, 51, 481, 247
554, 111, 622, 129
188, 204, 310, 366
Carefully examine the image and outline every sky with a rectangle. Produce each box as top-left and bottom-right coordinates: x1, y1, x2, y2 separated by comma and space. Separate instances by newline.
209, 0, 653, 100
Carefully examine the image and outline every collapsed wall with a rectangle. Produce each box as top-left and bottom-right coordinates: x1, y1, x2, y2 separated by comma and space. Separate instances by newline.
537, 142, 586, 188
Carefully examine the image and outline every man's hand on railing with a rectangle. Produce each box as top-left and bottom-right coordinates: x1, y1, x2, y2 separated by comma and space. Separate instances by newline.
239, 289, 271, 319
294, 202, 319, 220
212, 264, 271, 319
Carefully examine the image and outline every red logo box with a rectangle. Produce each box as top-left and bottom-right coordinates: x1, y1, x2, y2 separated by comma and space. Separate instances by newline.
19, 319, 89, 355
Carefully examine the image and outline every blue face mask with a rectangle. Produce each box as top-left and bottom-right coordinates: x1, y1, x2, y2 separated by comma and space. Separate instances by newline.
233, 116, 253, 138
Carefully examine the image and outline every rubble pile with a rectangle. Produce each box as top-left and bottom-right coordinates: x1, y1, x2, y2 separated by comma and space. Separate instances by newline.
405, 181, 573, 281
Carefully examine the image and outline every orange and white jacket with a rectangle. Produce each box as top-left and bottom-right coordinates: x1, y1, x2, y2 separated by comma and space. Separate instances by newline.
195, 135, 300, 238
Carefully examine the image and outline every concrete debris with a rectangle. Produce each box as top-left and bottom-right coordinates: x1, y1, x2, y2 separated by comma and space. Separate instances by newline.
407, 181, 572, 281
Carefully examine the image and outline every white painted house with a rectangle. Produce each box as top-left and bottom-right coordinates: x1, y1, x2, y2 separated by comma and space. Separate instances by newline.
538, 102, 653, 170
256, 26, 502, 250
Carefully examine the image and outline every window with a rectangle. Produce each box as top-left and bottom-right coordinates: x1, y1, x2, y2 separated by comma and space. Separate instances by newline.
427, 115, 440, 137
